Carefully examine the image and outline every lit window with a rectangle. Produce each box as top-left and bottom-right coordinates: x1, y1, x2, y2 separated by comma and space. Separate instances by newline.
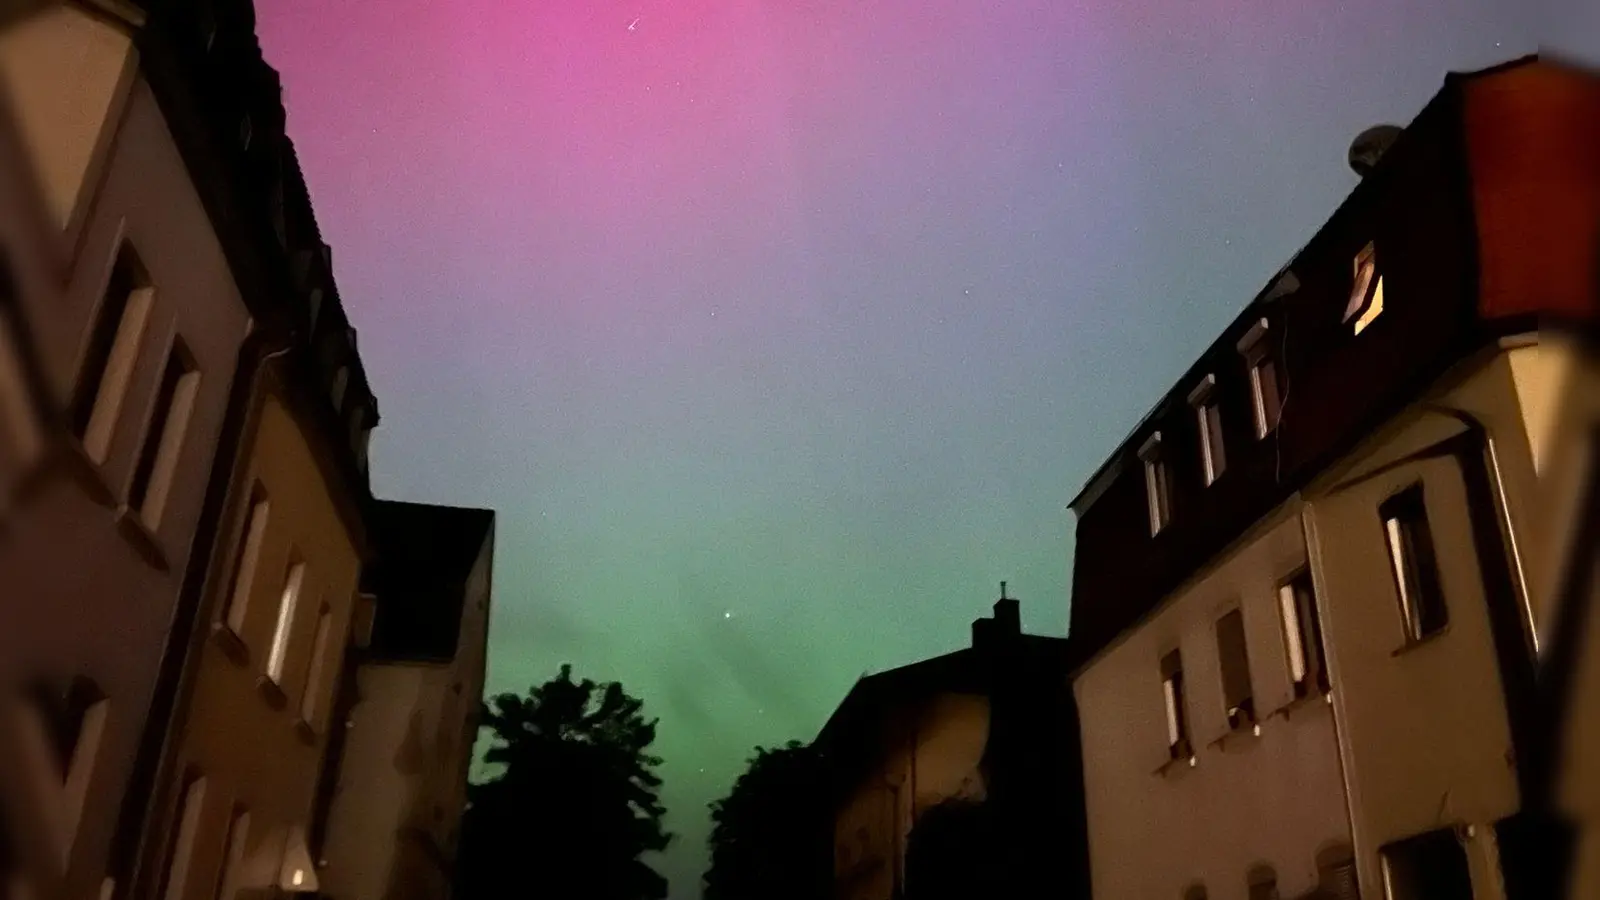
1278, 571, 1331, 696
72, 245, 155, 460
158, 774, 207, 900
1140, 432, 1170, 536
1188, 375, 1225, 485
128, 341, 200, 525
1216, 609, 1255, 729
267, 560, 306, 682
1160, 649, 1191, 761
1380, 484, 1448, 643
1345, 242, 1385, 335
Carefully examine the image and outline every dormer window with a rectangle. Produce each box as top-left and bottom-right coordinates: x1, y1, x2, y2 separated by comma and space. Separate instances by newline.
1237, 318, 1281, 439
1345, 242, 1384, 335
1188, 375, 1225, 486
1139, 432, 1170, 536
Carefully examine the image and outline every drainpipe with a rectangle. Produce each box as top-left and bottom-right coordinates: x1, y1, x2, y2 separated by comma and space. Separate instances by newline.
108, 329, 291, 900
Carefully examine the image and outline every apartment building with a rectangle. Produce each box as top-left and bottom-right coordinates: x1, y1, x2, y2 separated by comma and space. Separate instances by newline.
1067, 56, 1597, 900
0, 4, 269, 899
314, 500, 495, 900
815, 591, 1088, 900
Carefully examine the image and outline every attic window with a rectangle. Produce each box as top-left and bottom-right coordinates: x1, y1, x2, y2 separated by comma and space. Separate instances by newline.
1139, 432, 1170, 536
1345, 242, 1384, 335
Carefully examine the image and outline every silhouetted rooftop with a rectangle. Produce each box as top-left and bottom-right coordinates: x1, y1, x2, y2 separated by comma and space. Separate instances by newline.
365, 500, 495, 662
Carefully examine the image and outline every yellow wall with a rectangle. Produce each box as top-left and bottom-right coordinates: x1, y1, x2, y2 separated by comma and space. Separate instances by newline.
160, 384, 361, 900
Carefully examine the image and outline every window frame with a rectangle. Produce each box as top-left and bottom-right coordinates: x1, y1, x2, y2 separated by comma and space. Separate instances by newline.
1140, 431, 1171, 536
1160, 648, 1192, 762
1278, 569, 1331, 697
1236, 318, 1282, 440
1215, 607, 1256, 729
1380, 483, 1449, 644
1188, 374, 1226, 486
266, 557, 307, 684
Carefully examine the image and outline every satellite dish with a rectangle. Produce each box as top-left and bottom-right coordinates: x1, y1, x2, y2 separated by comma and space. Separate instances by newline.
1348, 125, 1404, 178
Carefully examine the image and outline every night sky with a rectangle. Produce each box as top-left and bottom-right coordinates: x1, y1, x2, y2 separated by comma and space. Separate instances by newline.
257, 0, 1528, 892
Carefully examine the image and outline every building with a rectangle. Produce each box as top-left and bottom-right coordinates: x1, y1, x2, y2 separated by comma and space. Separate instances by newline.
314, 500, 495, 900
1067, 56, 1597, 900
0, 3, 277, 898
814, 588, 1089, 900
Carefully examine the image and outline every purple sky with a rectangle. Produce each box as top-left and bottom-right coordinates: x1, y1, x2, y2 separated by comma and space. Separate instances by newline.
257, 0, 1528, 891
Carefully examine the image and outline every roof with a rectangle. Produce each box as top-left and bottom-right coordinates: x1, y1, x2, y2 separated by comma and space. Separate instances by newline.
1065, 54, 1543, 519
365, 500, 495, 662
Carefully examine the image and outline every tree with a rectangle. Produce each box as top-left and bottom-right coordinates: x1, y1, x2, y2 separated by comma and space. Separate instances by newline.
703, 741, 832, 900
456, 665, 671, 900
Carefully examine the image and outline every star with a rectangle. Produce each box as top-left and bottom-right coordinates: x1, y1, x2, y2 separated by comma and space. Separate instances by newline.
723, 611, 732, 619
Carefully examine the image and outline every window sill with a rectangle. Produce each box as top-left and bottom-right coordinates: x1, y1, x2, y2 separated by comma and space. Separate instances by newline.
1271, 687, 1334, 722
293, 719, 317, 747
1392, 625, 1451, 658
1208, 719, 1262, 753
114, 504, 169, 572
209, 623, 251, 667
1154, 750, 1198, 778
255, 675, 288, 711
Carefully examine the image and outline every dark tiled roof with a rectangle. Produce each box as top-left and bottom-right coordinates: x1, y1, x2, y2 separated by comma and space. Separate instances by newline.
366, 500, 495, 662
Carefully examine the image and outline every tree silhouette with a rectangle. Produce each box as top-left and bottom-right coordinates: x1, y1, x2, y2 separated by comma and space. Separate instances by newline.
703, 741, 832, 900
456, 665, 671, 900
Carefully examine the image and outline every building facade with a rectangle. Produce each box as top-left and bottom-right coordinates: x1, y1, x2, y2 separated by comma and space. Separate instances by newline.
0, 4, 268, 899
816, 592, 1088, 900
315, 501, 495, 900
1068, 56, 1597, 900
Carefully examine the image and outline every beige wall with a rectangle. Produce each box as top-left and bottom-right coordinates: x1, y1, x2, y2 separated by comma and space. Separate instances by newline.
1073, 500, 1352, 900
319, 530, 493, 900
148, 386, 363, 900
0, 54, 249, 900
833, 692, 988, 900
1303, 347, 1542, 900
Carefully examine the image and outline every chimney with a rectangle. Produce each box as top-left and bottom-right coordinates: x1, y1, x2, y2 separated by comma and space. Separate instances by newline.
994, 581, 1020, 637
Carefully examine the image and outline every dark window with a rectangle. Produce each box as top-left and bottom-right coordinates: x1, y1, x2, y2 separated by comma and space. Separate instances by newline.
1160, 649, 1191, 760
128, 342, 199, 518
70, 246, 148, 437
223, 486, 270, 634
1247, 866, 1279, 900
1216, 609, 1255, 728
1141, 434, 1171, 535
1380, 484, 1448, 642
1249, 354, 1282, 438
1278, 570, 1331, 696
1380, 828, 1472, 900
24, 675, 105, 779
1317, 844, 1360, 900
1196, 394, 1225, 484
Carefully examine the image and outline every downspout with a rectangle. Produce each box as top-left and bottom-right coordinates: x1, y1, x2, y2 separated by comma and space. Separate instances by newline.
108, 329, 290, 900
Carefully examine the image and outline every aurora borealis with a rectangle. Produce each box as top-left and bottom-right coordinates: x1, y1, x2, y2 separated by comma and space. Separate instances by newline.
256, 0, 1527, 892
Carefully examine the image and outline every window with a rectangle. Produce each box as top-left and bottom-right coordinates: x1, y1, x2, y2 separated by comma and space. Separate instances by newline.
1183, 885, 1208, 900
1316, 844, 1360, 900
267, 559, 306, 683
128, 341, 200, 523
23, 676, 106, 779
1160, 649, 1192, 761
1278, 571, 1331, 696
1237, 318, 1281, 439
1380, 829, 1472, 900
1189, 375, 1226, 485
158, 774, 207, 900
223, 488, 270, 636
1216, 609, 1255, 729
1248, 867, 1280, 900
299, 606, 333, 724
1140, 432, 1170, 536
329, 367, 349, 411
1345, 242, 1385, 335
212, 808, 249, 900
71, 245, 155, 456
1381, 485, 1448, 642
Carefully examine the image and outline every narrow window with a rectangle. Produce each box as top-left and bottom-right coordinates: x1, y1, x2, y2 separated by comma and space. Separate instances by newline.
1317, 845, 1361, 900
1160, 649, 1192, 761
299, 606, 334, 724
1379, 829, 1472, 900
329, 366, 349, 412
158, 773, 207, 900
1345, 242, 1385, 335
1279, 570, 1331, 696
1140, 433, 1170, 536
71, 245, 155, 457
1238, 319, 1281, 439
1381, 485, 1448, 642
1216, 609, 1255, 728
211, 808, 249, 900
1189, 376, 1226, 485
128, 341, 200, 524
267, 559, 306, 683
223, 487, 270, 635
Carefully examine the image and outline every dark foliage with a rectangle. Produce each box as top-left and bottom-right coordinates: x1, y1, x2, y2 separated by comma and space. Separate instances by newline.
703, 741, 832, 900
456, 665, 671, 900
903, 798, 1001, 900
